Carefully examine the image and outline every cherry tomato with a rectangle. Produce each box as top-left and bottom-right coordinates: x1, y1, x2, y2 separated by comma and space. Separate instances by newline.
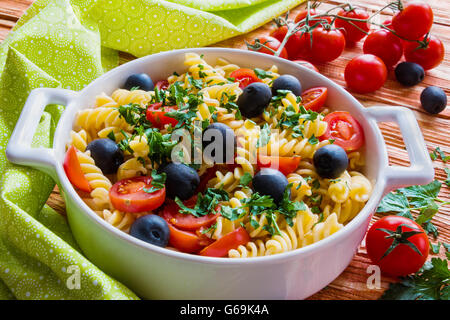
404, 35, 444, 70
109, 176, 166, 213
366, 216, 429, 277
301, 87, 328, 111
363, 29, 403, 68
200, 227, 250, 257
292, 60, 319, 73
320, 111, 365, 151
146, 102, 179, 128
197, 166, 218, 193
167, 224, 210, 253
270, 26, 303, 60
382, 18, 393, 29
161, 199, 220, 231
335, 8, 370, 43
155, 80, 169, 91
392, 2, 433, 40
294, 8, 332, 26
229, 68, 262, 89
296, 27, 346, 63
64, 146, 91, 193
344, 54, 387, 93
248, 35, 288, 59
257, 155, 301, 176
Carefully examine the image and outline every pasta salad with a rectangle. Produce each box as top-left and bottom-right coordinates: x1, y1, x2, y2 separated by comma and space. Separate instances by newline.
64, 53, 372, 258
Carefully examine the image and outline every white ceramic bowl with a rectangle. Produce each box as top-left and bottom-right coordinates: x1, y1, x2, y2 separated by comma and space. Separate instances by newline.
6, 48, 434, 299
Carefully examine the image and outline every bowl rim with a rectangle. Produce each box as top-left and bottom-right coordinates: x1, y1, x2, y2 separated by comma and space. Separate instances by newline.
56, 47, 388, 265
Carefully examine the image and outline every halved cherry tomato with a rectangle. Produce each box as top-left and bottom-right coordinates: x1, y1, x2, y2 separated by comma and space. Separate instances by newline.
197, 165, 218, 193
161, 198, 220, 231
155, 80, 169, 91
320, 111, 364, 152
64, 146, 91, 192
168, 224, 208, 253
146, 102, 179, 128
109, 176, 166, 213
301, 87, 327, 112
229, 68, 262, 89
200, 227, 250, 257
257, 155, 301, 176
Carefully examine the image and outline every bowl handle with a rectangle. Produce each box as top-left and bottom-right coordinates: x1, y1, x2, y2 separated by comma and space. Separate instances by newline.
365, 106, 434, 192
6, 88, 78, 176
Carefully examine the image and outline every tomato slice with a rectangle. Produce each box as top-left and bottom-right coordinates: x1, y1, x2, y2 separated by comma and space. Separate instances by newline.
199, 227, 250, 257
155, 80, 169, 91
257, 155, 301, 176
146, 102, 179, 128
320, 111, 365, 152
64, 146, 91, 192
109, 176, 166, 213
167, 224, 211, 253
229, 68, 262, 89
161, 198, 220, 231
301, 87, 327, 111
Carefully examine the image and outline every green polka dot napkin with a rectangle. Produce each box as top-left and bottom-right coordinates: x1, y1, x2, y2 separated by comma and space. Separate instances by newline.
0, 0, 303, 299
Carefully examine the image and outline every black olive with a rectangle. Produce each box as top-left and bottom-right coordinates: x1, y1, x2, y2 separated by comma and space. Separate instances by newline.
237, 82, 272, 118
123, 73, 154, 91
420, 86, 447, 114
130, 215, 170, 247
272, 74, 302, 96
252, 169, 289, 203
202, 123, 236, 164
160, 163, 199, 200
394, 62, 425, 87
85, 138, 124, 174
313, 144, 348, 179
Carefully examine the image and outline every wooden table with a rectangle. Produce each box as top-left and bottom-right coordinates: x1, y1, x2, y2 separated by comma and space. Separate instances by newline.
1, 0, 448, 300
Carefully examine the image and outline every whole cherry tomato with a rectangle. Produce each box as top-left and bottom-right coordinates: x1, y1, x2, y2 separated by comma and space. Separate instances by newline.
392, 1, 433, 40
366, 216, 429, 277
344, 54, 387, 93
363, 29, 404, 68
294, 8, 332, 26
64, 146, 91, 193
403, 35, 444, 70
270, 26, 303, 60
292, 60, 319, 73
335, 8, 370, 43
320, 111, 365, 151
248, 35, 288, 59
229, 68, 261, 89
296, 27, 346, 63
109, 176, 166, 213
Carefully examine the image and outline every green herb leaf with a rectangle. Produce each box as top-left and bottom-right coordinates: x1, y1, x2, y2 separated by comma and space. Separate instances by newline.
239, 172, 252, 187
257, 123, 271, 148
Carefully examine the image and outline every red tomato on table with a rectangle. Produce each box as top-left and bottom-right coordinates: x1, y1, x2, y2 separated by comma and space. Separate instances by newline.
344, 54, 387, 93
292, 60, 319, 73
392, 1, 433, 40
363, 29, 403, 68
248, 35, 288, 59
270, 26, 302, 60
64, 146, 91, 193
109, 176, 166, 213
366, 216, 429, 277
320, 111, 364, 152
257, 155, 301, 176
146, 102, 179, 128
403, 35, 444, 70
229, 68, 261, 89
335, 8, 370, 43
296, 27, 346, 63
301, 87, 328, 111
294, 8, 332, 26
200, 227, 250, 257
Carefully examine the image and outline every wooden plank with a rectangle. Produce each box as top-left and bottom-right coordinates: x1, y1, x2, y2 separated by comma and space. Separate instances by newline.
1, 0, 449, 300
